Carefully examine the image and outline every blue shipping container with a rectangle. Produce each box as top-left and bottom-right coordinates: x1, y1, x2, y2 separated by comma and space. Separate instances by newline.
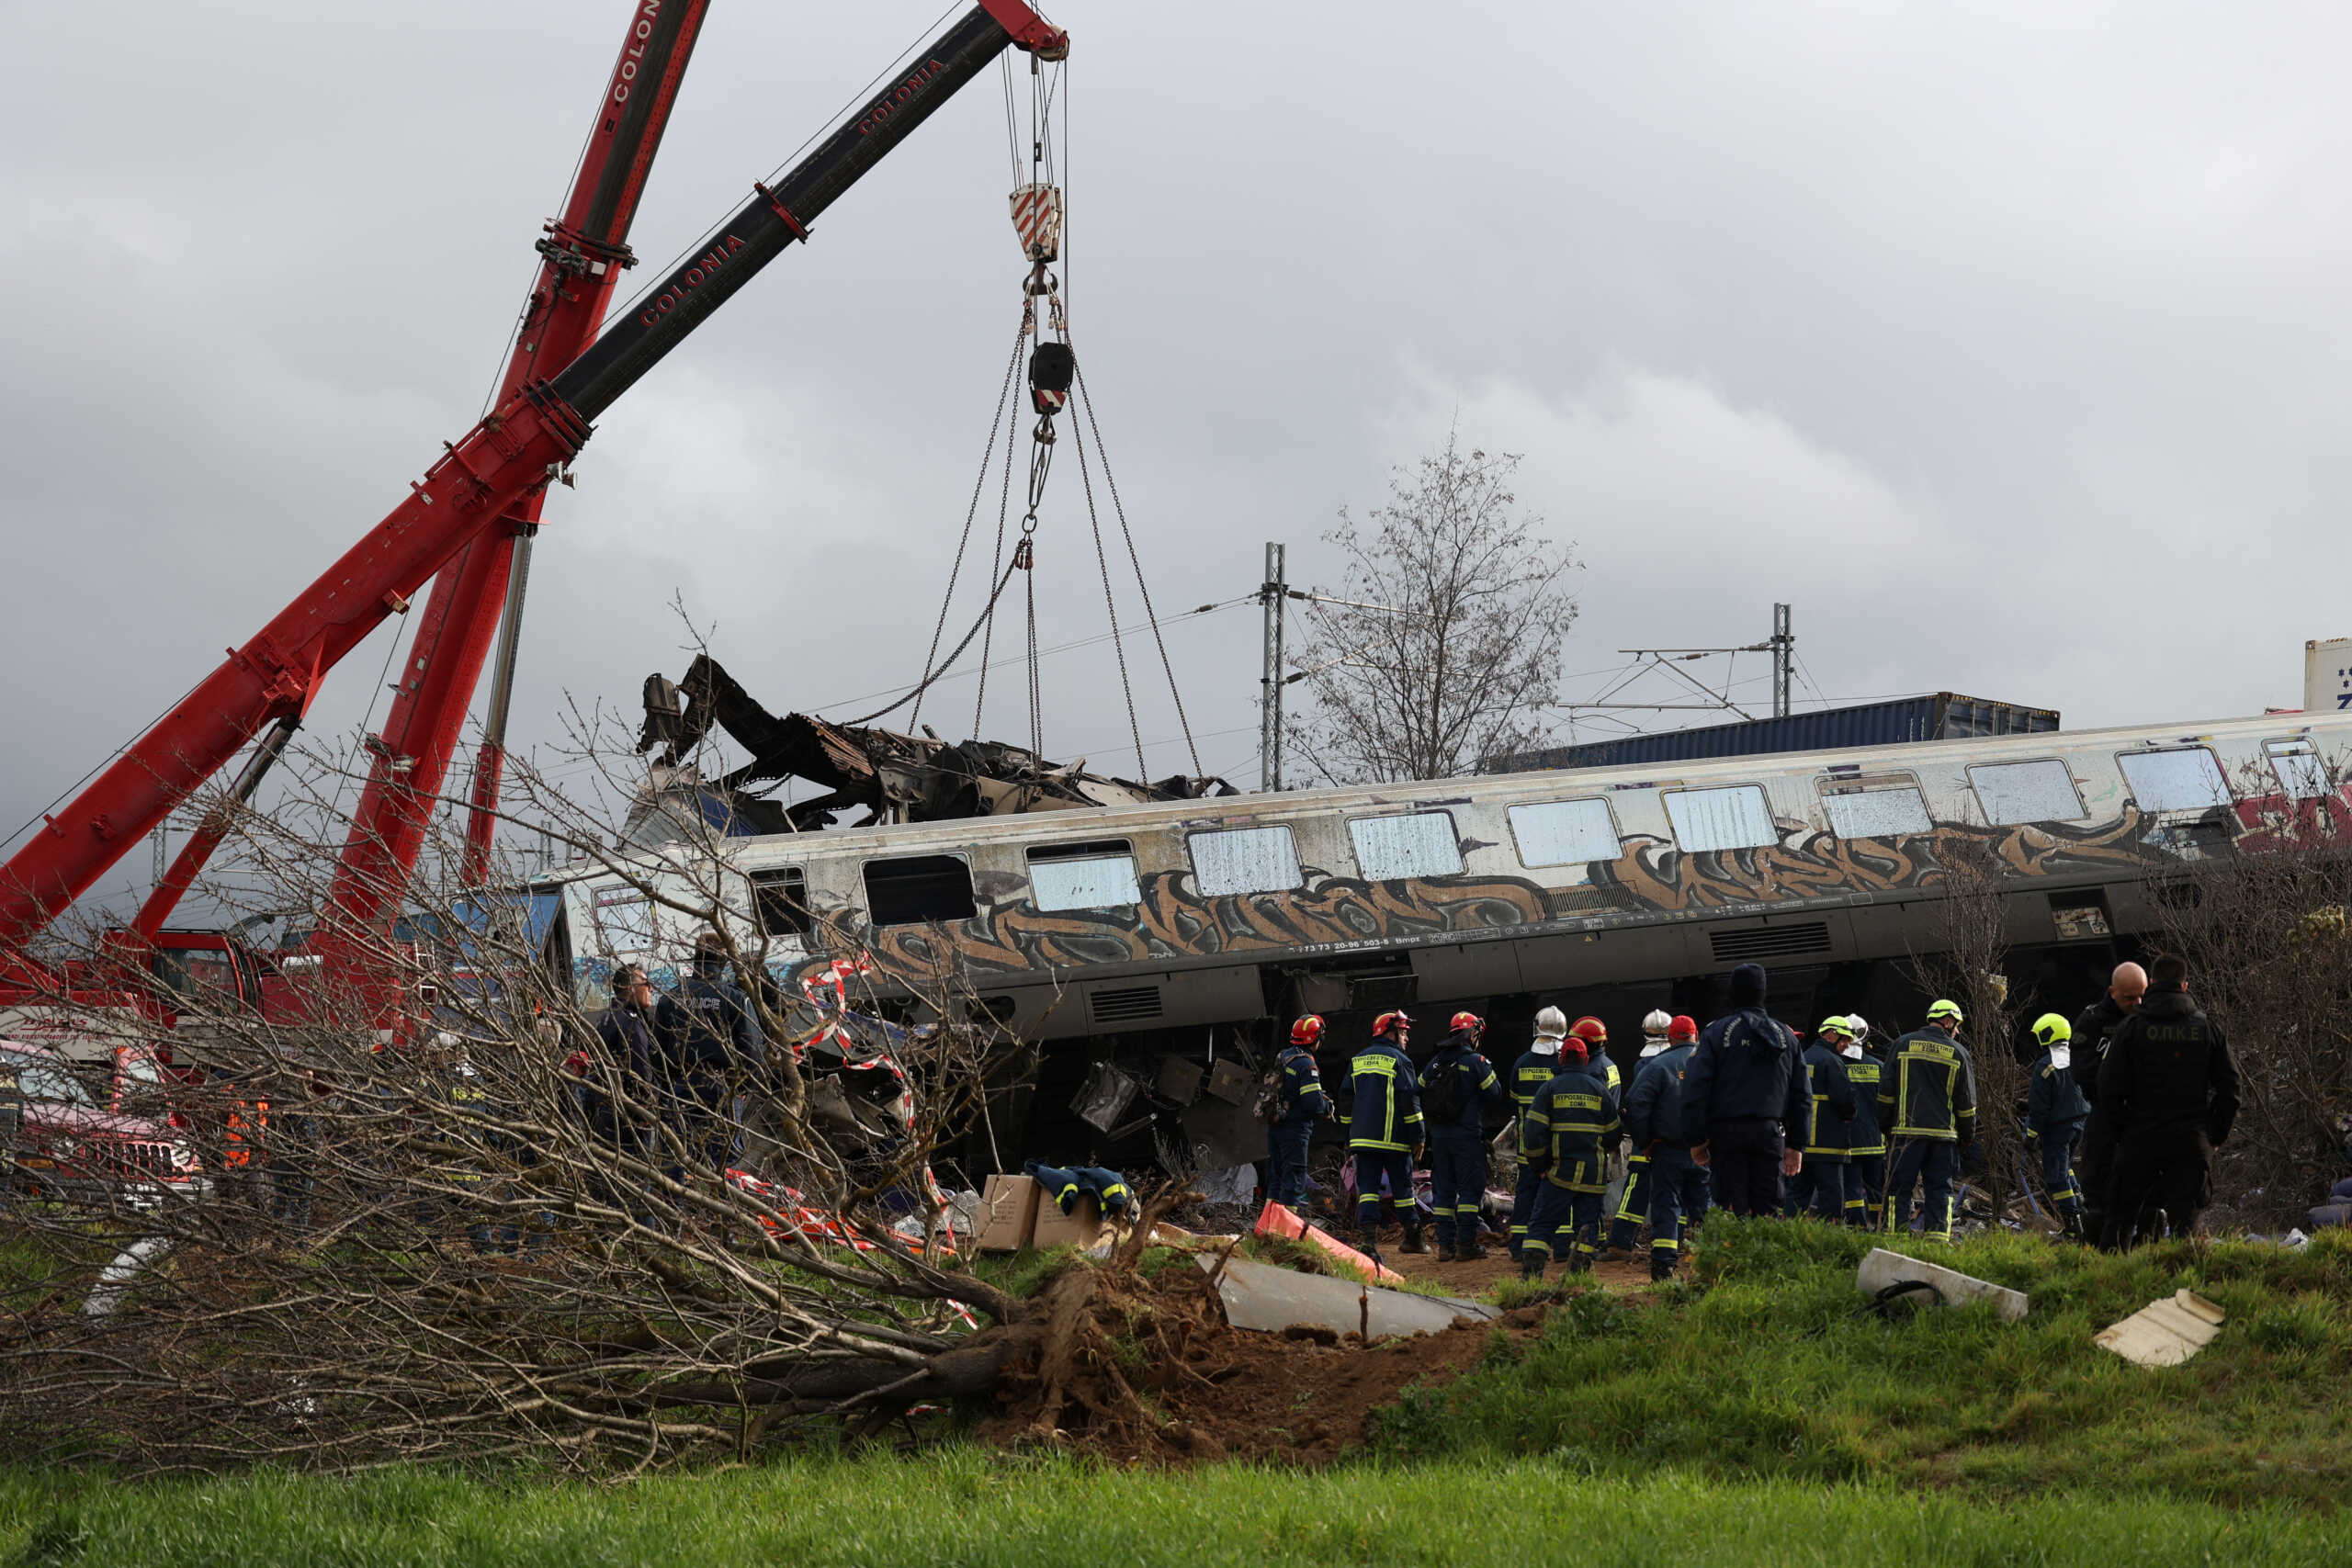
1486, 693, 2059, 775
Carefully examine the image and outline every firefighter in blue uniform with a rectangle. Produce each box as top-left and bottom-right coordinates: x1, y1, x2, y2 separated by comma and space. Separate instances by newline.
2024, 1012, 2092, 1241
1265, 1015, 1331, 1213
1786, 1016, 1860, 1221
1506, 1007, 1571, 1260
1421, 1011, 1504, 1262
652, 931, 767, 1175
1837, 1015, 1887, 1228
1880, 999, 1978, 1240
1340, 1010, 1425, 1263
1603, 1010, 1677, 1258
1623, 1013, 1706, 1280
1521, 1031, 1620, 1279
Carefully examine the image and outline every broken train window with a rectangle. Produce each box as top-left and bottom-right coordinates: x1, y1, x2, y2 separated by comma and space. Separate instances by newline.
1025, 840, 1140, 912
862, 854, 978, 927
748, 865, 814, 938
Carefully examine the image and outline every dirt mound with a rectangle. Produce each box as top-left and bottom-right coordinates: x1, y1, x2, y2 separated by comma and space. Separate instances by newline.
981, 1244, 1549, 1466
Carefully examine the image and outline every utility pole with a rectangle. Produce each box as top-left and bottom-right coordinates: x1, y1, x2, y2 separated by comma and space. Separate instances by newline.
1771, 602, 1793, 720
1259, 542, 1287, 793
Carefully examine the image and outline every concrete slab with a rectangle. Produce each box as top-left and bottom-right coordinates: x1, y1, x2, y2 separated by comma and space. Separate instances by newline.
1855, 1247, 2030, 1323
1199, 1254, 1499, 1339
2097, 1289, 2225, 1367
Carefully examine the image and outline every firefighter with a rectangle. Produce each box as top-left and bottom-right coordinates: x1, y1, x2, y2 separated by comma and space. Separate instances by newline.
1837, 1016, 1887, 1228
1879, 1000, 1977, 1241
2096, 955, 2239, 1249
1602, 1010, 1676, 1259
1506, 1007, 1570, 1260
1682, 964, 1809, 1217
2024, 1012, 2093, 1240
1340, 1010, 1425, 1263
1421, 1011, 1504, 1261
1624, 1013, 1706, 1280
1521, 1030, 1620, 1279
2072, 961, 2147, 1248
653, 931, 767, 1176
1265, 1015, 1331, 1213
1787, 1018, 1860, 1221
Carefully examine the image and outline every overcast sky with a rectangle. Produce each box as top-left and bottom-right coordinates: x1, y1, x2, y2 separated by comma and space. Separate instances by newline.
7, 1, 2350, 916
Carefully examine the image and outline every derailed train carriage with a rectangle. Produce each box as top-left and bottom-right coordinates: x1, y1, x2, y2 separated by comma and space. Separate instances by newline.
533, 709, 2352, 1174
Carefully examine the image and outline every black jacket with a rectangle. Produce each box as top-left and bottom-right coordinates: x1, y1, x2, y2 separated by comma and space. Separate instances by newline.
1841, 1052, 1886, 1156
1521, 1057, 1620, 1189
2026, 1050, 2092, 1136
653, 970, 765, 1079
2069, 995, 2132, 1108
1420, 1038, 1504, 1135
1271, 1043, 1329, 1128
585, 1003, 657, 1139
1680, 1007, 1808, 1139
1879, 1027, 1979, 1143
1795, 1042, 1860, 1159
2096, 986, 2240, 1144
1624, 1042, 1697, 1150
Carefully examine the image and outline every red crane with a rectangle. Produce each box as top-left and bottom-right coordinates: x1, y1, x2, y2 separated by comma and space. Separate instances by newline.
0, 1, 1069, 995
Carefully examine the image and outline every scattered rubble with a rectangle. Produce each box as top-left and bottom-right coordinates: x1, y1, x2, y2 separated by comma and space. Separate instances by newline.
2097, 1289, 2225, 1367
1855, 1247, 2030, 1323
1199, 1254, 1498, 1338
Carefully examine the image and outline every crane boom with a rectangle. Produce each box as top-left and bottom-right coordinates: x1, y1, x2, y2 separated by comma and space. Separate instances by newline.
0, 1, 1067, 954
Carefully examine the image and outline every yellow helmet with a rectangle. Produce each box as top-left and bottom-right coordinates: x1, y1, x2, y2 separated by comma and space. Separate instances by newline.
1926, 998, 1963, 1023
2031, 1012, 2071, 1047
1816, 1015, 1852, 1040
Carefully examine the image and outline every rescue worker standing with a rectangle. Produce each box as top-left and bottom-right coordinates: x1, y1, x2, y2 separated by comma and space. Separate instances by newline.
1786, 1018, 1860, 1221
1339, 1010, 1425, 1263
1521, 1029, 1621, 1278
1602, 1010, 1676, 1259
653, 931, 767, 1176
1682, 964, 1809, 1217
1879, 1000, 1977, 1240
1507, 1008, 1570, 1260
1624, 1013, 1706, 1280
2072, 961, 2147, 1247
2024, 1012, 2092, 1241
1421, 1012, 1504, 1261
2097, 955, 2239, 1249
1837, 1017, 1887, 1227
587, 964, 659, 1161
1264, 1015, 1331, 1213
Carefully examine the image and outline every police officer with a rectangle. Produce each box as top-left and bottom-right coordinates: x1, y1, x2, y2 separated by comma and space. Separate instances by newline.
1602, 1010, 1676, 1259
2072, 961, 2147, 1247
2097, 955, 2239, 1249
1506, 1007, 1570, 1260
1879, 1000, 1977, 1241
2024, 1012, 2092, 1241
1422, 1011, 1504, 1261
1265, 1015, 1331, 1213
1340, 1010, 1424, 1263
1521, 1030, 1621, 1279
1624, 1013, 1706, 1280
1787, 1018, 1860, 1221
653, 931, 767, 1175
1682, 964, 1809, 1217
587, 964, 659, 1159
1836, 1016, 1887, 1228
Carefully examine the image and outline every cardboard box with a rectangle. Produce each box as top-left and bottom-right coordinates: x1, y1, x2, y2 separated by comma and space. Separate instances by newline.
972, 1174, 1041, 1253
1029, 1190, 1104, 1251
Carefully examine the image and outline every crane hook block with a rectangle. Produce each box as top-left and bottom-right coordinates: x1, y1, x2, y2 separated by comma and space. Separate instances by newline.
1029, 341, 1075, 417
1011, 184, 1062, 264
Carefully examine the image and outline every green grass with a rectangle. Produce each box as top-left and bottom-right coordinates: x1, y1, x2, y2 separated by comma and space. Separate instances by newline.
2, 1453, 2346, 1567
1373, 1217, 2352, 1508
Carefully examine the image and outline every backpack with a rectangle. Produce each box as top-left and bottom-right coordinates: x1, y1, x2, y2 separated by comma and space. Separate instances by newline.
1256, 1049, 1295, 1124
1420, 1054, 1469, 1123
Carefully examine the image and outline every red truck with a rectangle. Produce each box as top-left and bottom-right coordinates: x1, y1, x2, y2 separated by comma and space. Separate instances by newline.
1, 1040, 202, 1202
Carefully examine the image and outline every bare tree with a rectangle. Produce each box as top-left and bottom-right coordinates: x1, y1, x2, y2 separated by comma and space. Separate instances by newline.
1906, 835, 2027, 1222
1287, 431, 1577, 784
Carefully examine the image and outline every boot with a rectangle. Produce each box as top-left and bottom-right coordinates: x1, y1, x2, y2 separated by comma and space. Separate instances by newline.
1650, 1253, 1675, 1283
1400, 1221, 1429, 1256
1519, 1255, 1545, 1282
1435, 1241, 1459, 1263
1566, 1249, 1595, 1276
2061, 1209, 2086, 1244
1457, 1238, 1488, 1261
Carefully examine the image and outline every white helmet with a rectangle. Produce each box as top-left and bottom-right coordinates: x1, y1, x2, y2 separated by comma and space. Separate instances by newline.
1846, 1012, 1871, 1047
1533, 1006, 1568, 1040
1642, 1009, 1673, 1038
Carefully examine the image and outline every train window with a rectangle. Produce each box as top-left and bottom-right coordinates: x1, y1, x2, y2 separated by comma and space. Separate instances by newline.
2116, 747, 2232, 814
1662, 785, 1778, 853
1187, 824, 1302, 896
1822, 786, 1932, 840
749, 866, 813, 938
862, 855, 977, 926
1968, 760, 2085, 825
1026, 840, 1141, 911
1507, 798, 1621, 866
591, 886, 657, 956
1348, 812, 1463, 880
2266, 739, 2331, 801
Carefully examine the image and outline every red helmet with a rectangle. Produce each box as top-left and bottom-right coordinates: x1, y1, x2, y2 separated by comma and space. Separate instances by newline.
1668, 1014, 1699, 1043
1290, 1014, 1325, 1046
1569, 1016, 1608, 1045
1448, 1010, 1485, 1037
1559, 1036, 1589, 1064
1372, 1010, 1412, 1040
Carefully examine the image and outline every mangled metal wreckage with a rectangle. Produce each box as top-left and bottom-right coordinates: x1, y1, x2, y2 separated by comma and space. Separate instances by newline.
627, 656, 1235, 841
